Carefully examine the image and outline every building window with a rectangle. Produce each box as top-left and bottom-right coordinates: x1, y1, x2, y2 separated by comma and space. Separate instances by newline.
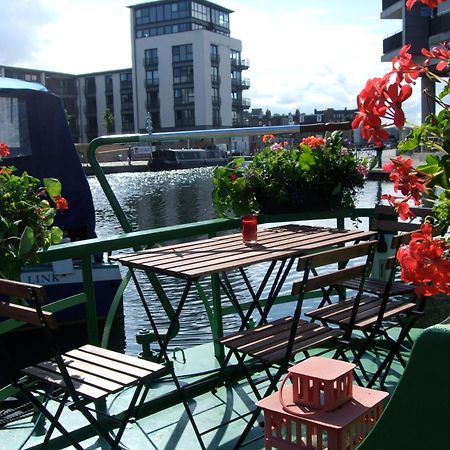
172, 44, 193, 63
121, 93, 133, 111
120, 72, 132, 90
175, 109, 195, 127
173, 66, 194, 84
174, 87, 194, 105
192, 2, 210, 21
144, 48, 158, 66
210, 44, 219, 64
145, 70, 159, 87
105, 74, 113, 93
212, 108, 221, 127
211, 66, 220, 84
85, 77, 96, 95
146, 91, 159, 109
135, 2, 189, 25
211, 8, 229, 29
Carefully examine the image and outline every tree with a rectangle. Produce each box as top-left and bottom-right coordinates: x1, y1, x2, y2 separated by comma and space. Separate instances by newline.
103, 108, 115, 134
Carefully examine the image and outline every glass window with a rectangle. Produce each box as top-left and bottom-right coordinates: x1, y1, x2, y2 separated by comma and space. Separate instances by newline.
145, 48, 158, 66
174, 87, 194, 104
173, 66, 194, 84
0, 95, 31, 157
172, 44, 193, 63
192, 2, 210, 21
146, 70, 159, 86
211, 9, 229, 28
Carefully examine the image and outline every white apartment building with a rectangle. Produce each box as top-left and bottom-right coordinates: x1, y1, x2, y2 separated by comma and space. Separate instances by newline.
129, 0, 250, 132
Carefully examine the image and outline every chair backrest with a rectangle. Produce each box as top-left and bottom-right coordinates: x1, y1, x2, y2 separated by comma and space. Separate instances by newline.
292, 240, 378, 297
0, 279, 57, 329
370, 204, 433, 238
356, 324, 450, 450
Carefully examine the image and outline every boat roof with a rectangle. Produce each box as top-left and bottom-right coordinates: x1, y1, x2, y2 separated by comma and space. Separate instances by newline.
0, 77, 96, 240
0, 77, 48, 92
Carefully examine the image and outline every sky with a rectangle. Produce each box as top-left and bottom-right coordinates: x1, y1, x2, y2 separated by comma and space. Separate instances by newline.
0, 0, 422, 122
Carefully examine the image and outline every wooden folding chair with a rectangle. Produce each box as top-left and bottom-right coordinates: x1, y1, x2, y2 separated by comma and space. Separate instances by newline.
337, 204, 433, 303
0, 279, 165, 449
306, 226, 427, 387
218, 240, 377, 449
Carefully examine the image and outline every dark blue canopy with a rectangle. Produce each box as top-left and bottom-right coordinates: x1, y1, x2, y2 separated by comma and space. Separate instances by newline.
0, 77, 96, 240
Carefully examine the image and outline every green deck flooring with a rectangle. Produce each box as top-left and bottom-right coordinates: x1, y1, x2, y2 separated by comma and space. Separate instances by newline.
1, 328, 424, 450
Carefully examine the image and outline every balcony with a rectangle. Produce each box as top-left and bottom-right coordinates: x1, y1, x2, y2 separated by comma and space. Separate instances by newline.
381, 0, 402, 19
230, 58, 250, 70
382, 31, 403, 57
174, 96, 195, 106
144, 57, 159, 67
121, 102, 133, 112
120, 81, 133, 92
210, 54, 220, 65
146, 99, 160, 110
211, 74, 221, 85
144, 79, 159, 89
430, 12, 450, 37
231, 78, 250, 90
232, 97, 251, 109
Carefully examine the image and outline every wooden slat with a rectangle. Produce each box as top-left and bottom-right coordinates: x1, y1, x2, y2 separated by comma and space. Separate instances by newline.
306, 297, 416, 330
34, 360, 124, 393
112, 225, 377, 280
0, 301, 58, 329
221, 316, 341, 364
21, 365, 109, 400
78, 345, 165, 374
0, 279, 46, 303
60, 355, 138, 386
297, 241, 377, 271
65, 348, 157, 379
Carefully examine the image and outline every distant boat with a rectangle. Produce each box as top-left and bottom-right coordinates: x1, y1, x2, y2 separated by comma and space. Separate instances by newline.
0, 77, 122, 324
149, 148, 228, 170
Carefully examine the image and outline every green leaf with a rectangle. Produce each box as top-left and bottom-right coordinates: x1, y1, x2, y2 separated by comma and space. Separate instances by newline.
18, 226, 35, 256
43, 178, 62, 198
50, 226, 64, 244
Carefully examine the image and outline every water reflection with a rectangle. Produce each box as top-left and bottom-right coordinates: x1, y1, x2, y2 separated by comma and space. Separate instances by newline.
88, 169, 393, 354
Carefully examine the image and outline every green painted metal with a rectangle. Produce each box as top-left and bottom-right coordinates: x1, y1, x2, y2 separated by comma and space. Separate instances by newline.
81, 254, 99, 345
101, 270, 131, 349
211, 273, 224, 361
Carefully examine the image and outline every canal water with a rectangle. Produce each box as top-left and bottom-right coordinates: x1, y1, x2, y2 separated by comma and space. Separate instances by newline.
88, 168, 394, 354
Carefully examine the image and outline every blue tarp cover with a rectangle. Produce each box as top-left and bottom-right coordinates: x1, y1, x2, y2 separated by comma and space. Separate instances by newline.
0, 77, 96, 240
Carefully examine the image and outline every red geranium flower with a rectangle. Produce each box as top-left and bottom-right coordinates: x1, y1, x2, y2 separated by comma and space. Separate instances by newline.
262, 134, 275, 144
397, 223, 450, 296
229, 173, 238, 182
301, 136, 326, 149
53, 195, 69, 211
422, 43, 450, 72
0, 143, 10, 158
406, 0, 446, 10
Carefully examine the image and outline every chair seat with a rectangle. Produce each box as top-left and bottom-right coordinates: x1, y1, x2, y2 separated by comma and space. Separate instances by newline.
339, 277, 416, 297
21, 344, 165, 401
219, 317, 343, 364
306, 296, 417, 330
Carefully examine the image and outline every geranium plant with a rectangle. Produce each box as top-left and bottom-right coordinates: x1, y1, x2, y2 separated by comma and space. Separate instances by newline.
212, 131, 370, 217
0, 143, 68, 281
353, 0, 450, 296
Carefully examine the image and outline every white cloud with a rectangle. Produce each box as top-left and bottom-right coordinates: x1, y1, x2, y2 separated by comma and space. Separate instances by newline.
1, 0, 421, 120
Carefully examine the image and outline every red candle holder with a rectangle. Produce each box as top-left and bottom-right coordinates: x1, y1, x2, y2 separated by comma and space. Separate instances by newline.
241, 214, 258, 246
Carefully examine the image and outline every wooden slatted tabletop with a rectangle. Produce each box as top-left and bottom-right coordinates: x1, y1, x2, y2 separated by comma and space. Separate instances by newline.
112, 225, 376, 280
